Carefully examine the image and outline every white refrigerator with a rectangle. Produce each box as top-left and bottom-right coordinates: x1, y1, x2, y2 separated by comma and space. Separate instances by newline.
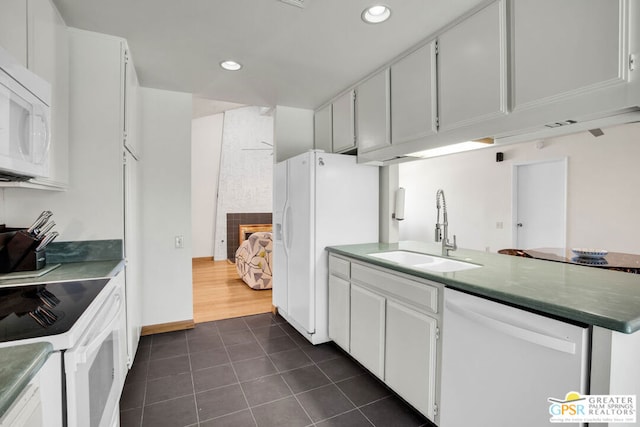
273, 150, 379, 344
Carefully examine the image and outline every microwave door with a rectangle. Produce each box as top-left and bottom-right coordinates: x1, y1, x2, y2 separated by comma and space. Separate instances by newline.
9, 90, 33, 162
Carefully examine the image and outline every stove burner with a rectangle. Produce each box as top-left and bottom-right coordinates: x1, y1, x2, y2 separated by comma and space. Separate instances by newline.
0, 279, 109, 342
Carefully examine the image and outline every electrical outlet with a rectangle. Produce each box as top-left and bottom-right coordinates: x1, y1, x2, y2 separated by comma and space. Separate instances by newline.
175, 235, 184, 249
496, 221, 504, 229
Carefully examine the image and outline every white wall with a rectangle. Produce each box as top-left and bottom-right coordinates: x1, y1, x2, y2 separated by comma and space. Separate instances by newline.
274, 105, 314, 162
140, 87, 194, 326
191, 114, 224, 258
399, 122, 640, 254
213, 106, 274, 260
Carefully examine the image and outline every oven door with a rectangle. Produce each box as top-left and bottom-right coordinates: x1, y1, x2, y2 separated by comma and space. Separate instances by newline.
64, 285, 124, 427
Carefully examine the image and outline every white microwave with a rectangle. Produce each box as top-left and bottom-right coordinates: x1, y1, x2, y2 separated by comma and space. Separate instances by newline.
0, 47, 51, 180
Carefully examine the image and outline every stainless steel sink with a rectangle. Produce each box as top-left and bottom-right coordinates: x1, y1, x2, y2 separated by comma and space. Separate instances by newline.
368, 250, 481, 273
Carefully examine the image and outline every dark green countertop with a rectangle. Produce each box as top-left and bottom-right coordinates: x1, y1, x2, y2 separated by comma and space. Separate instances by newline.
327, 241, 640, 334
0, 342, 52, 418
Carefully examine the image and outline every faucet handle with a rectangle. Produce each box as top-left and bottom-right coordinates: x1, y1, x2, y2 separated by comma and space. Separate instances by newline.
452, 235, 457, 251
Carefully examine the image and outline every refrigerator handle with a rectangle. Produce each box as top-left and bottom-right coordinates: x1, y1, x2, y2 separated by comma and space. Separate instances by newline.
283, 204, 292, 255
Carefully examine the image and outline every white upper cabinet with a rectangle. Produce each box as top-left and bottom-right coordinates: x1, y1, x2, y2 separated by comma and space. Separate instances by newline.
314, 103, 333, 153
438, 1, 507, 131
0, 0, 27, 66
391, 42, 437, 145
332, 90, 356, 153
28, 0, 69, 188
123, 47, 141, 159
512, 0, 627, 111
356, 68, 390, 153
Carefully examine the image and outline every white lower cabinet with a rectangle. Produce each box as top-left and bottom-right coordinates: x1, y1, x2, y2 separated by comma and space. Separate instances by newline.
328, 254, 442, 423
386, 300, 438, 419
328, 274, 350, 351
0, 351, 62, 427
350, 283, 386, 379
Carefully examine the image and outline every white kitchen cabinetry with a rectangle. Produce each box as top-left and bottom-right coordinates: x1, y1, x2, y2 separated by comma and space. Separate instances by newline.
350, 283, 386, 379
328, 254, 442, 423
313, 104, 332, 153
331, 90, 356, 153
0, 352, 62, 427
328, 256, 350, 351
27, 0, 69, 188
438, 1, 507, 131
0, 0, 27, 66
391, 42, 437, 145
123, 48, 141, 158
512, 0, 627, 113
386, 300, 438, 419
355, 68, 390, 153
0, 0, 69, 189
66, 29, 142, 366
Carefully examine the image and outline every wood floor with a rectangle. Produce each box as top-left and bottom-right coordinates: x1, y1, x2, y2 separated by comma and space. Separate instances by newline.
192, 258, 273, 323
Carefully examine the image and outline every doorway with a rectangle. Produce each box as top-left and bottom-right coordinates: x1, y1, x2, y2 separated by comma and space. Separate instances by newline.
513, 158, 567, 249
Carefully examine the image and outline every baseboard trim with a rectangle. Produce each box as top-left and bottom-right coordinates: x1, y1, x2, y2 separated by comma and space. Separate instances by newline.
141, 319, 195, 336
192, 257, 214, 263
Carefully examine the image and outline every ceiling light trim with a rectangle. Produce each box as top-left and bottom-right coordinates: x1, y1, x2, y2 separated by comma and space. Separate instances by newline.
220, 60, 242, 71
362, 5, 391, 24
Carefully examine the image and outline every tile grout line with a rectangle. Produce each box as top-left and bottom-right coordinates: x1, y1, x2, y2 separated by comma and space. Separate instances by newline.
222, 317, 260, 427
248, 317, 317, 425
183, 329, 201, 427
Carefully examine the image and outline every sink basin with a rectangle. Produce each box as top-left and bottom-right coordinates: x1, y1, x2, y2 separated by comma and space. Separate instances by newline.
368, 250, 481, 273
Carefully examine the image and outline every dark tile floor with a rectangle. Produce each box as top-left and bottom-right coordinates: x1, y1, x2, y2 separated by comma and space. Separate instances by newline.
120, 313, 434, 427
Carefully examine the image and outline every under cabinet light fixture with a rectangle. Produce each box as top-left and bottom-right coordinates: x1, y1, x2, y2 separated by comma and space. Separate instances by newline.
362, 5, 391, 24
220, 60, 242, 71
409, 139, 494, 159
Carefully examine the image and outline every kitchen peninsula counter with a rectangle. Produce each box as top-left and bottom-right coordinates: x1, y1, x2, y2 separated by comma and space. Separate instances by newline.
327, 241, 640, 334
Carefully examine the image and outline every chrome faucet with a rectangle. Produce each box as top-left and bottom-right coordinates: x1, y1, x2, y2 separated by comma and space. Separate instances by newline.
435, 189, 457, 256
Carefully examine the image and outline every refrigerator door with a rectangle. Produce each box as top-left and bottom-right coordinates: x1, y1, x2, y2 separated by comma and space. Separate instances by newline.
287, 152, 315, 333
272, 160, 289, 312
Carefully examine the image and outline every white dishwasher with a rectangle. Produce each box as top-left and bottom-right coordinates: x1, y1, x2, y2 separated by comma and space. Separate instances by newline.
440, 288, 588, 427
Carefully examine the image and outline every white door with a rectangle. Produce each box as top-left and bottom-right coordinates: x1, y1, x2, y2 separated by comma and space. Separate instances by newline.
287, 153, 314, 333
514, 159, 566, 249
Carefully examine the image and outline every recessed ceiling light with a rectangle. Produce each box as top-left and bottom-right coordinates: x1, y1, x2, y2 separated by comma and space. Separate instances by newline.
220, 60, 242, 71
362, 5, 391, 24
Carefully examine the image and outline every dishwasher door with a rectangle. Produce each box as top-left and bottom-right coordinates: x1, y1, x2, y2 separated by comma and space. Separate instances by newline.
440, 288, 588, 427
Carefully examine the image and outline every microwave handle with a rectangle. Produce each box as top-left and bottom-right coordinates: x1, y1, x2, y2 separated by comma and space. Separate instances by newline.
71, 294, 122, 367
32, 107, 50, 165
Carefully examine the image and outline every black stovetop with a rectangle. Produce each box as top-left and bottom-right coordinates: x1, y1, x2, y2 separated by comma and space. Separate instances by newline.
0, 279, 109, 342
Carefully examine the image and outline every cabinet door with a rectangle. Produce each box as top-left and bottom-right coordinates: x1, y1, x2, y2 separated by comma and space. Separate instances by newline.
512, 0, 626, 111
314, 104, 333, 153
438, 1, 507, 131
332, 90, 356, 153
28, 0, 69, 187
391, 42, 437, 144
386, 300, 438, 420
0, 0, 27, 66
356, 68, 390, 153
350, 283, 385, 379
123, 46, 141, 158
328, 274, 350, 351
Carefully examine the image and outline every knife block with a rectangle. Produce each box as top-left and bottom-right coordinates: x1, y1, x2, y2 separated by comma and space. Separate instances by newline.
0, 229, 46, 273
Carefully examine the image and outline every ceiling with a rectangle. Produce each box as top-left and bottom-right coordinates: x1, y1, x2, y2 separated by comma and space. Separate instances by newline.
52, 0, 486, 110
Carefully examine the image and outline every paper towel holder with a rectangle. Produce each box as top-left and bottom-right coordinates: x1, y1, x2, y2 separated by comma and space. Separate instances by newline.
392, 187, 405, 221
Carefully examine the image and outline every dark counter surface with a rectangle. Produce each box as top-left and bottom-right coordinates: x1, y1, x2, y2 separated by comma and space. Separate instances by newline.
327, 241, 640, 334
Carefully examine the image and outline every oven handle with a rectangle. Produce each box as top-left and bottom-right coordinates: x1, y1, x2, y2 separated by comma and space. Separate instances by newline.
72, 294, 122, 366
